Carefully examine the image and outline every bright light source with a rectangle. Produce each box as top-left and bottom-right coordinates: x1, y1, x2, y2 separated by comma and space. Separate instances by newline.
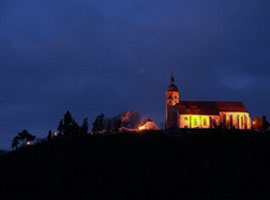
138, 125, 146, 131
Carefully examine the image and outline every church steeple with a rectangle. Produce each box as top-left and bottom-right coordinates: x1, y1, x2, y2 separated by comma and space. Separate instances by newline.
170, 74, 175, 84
166, 74, 178, 92
166, 74, 180, 129
166, 75, 179, 105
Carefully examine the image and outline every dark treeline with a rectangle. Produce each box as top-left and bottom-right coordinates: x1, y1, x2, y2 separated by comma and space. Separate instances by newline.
11, 110, 142, 150
56, 111, 89, 137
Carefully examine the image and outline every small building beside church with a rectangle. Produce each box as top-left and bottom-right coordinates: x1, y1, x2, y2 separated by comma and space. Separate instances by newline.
138, 119, 160, 131
166, 75, 252, 130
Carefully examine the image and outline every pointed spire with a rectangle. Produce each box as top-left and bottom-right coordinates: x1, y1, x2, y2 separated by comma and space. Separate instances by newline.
170, 74, 175, 84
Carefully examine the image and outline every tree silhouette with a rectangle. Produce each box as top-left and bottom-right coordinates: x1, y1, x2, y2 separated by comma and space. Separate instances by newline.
58, 120, 64, 137
80, 118, 89, 135
27, 133, 36, 144
11, 136, 20, 151
47, 130, 52, 141
92, 113, 105, 133
104, 118, 113, 133
70, 120, 80, 136
56, 111, 85, 138
63, 111, 73, 137
12, 129, 36, 149
56, 111, 82, 137
64, 111, 73, 126
261, 115, 270, 131
18, 129, 28, 146
114, 119, 122, 133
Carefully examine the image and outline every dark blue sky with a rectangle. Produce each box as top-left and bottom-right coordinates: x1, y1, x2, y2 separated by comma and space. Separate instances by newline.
0, 0, 269, 149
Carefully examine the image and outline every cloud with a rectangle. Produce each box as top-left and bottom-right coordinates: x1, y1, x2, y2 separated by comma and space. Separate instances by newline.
215, 65, 255, 90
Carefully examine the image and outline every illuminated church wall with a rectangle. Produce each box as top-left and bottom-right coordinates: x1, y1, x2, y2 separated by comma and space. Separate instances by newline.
179, 113, 251, 129
179, 115, 220, 129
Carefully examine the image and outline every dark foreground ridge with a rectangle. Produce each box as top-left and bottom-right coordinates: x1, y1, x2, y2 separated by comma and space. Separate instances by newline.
1, 131, 270, 200
0, 150, 7, 155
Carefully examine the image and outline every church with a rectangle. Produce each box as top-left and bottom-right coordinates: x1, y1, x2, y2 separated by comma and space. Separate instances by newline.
166, 75, 252, 130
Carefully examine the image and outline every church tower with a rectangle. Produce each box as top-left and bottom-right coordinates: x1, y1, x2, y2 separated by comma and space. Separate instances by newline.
166, 75, 179, 129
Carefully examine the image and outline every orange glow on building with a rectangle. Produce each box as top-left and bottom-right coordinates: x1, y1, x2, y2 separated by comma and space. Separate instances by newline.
137, 119, 160, 131
179, 113, 251, 129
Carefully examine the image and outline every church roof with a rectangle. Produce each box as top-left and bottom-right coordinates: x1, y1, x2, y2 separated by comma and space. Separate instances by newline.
140, 119, 153, 124
178, 101, 249, 115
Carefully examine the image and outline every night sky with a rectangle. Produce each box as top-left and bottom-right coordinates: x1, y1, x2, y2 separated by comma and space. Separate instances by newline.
0, 0, 269, 149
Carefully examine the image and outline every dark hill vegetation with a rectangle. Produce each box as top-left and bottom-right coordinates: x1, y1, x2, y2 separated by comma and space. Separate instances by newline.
1, 131, 270, 200
0, 150, 7, 155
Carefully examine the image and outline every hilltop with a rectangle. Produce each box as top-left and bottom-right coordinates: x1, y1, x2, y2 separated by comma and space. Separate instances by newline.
1, 131, 270, 200
0, 150, 7, 155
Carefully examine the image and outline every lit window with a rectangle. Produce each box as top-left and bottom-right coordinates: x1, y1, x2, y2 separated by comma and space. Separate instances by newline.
204, 119, 207, 126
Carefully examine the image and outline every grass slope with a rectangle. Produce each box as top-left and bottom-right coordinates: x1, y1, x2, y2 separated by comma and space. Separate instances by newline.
1, 131, 270, 200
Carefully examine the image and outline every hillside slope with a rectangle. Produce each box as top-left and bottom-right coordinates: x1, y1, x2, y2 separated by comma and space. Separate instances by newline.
1, 132, 270, 200
0, 150, 7, 155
